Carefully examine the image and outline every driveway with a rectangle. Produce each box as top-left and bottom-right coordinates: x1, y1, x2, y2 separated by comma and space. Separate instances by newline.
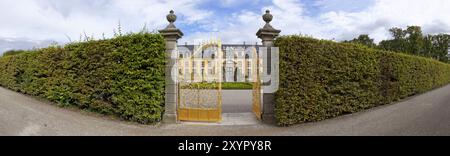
0, 85, 449, 136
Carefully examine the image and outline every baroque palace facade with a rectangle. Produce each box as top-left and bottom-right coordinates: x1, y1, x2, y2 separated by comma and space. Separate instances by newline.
177, 44, 262, 83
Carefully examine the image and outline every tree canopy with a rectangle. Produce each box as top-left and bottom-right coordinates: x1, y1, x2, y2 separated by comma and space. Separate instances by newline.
343, 34, 376, 48
345, 26, 450, 63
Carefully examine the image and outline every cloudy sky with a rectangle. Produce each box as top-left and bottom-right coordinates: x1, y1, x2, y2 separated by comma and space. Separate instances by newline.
1, 0, 450, 54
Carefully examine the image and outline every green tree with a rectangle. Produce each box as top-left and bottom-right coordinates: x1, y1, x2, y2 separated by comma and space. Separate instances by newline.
379, 27, 408, 53
379, 25, 449, 63
423, 34, 434, 57
379, 26, 426, 56
405, 26, 424, 55
390, 27, 407, 39
344, 34, 376, 48
430, 34, 450, 62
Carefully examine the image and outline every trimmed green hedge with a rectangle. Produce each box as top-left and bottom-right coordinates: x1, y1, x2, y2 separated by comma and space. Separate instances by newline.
221, 82, 253, 89
275, 36, 450, 126
0, 33, 166, 124
2, 50, 27, 57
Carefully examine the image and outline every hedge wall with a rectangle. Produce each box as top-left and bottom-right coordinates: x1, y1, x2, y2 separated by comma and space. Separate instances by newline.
0, 33, 166, 124
274, 36, 450, 126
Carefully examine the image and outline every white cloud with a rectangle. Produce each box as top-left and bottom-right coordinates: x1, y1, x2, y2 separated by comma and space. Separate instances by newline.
255, 0, 450, 43
314, 0, 375, 12
0, 0, 211, 42
181, 0, 310, 44
305, 0, 450, 42
219, 0, 261, 8
181, 10, 263, 44
267, 0, 320, 37
0, 38, 54, 55
1, 0, 450, 54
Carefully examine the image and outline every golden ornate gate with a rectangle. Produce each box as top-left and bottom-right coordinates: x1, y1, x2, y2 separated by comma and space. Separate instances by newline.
252, 48, 262, 120
177, 40, 223, 122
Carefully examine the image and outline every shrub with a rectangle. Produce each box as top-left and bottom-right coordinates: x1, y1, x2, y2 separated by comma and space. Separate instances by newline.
274, 36, 450, 126
2, 50, 27, 57
0, 33, 166, 124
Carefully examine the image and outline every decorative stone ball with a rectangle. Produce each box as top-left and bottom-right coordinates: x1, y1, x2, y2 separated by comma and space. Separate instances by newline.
167, 10, 177, 23
263, 10, 273, 23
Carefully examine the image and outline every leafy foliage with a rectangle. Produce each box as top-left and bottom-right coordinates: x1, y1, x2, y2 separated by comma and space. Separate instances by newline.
2, 50, 27, 57
375, 26, 449, 63
0, 33, 166, 124
343, 34, 376, 48
275, 36, 450, 126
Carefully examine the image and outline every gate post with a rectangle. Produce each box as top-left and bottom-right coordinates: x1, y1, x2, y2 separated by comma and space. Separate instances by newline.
159, 10, 183, 123
256, 10, 281, 124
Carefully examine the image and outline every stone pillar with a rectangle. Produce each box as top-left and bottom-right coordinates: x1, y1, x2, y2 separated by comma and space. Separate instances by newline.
256, 10, 281, 124
159, 10, 183, 123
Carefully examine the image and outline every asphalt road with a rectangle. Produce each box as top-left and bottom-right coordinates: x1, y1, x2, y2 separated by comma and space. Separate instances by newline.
222, 90, 252, 113
179, 89, 252, 113
0, 85, 449, 136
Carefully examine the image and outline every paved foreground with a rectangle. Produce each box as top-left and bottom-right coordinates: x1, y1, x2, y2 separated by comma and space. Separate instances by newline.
0, 85, 449, 136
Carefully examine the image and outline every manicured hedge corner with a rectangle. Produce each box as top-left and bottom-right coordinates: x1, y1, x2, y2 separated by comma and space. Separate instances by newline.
274, 36, 450, 126
0, 33, 166, 124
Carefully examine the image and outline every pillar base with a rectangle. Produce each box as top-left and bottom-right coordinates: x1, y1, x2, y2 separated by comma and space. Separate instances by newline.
262, 93, 276, 125
162, 113, 178, 124
261, 113, 276, 125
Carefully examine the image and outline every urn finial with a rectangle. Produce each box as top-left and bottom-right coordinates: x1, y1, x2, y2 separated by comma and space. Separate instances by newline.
256, 9, 280, 39
167, 10, 177, 24
263, 10, 273, 24
159, 10, 183, 39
